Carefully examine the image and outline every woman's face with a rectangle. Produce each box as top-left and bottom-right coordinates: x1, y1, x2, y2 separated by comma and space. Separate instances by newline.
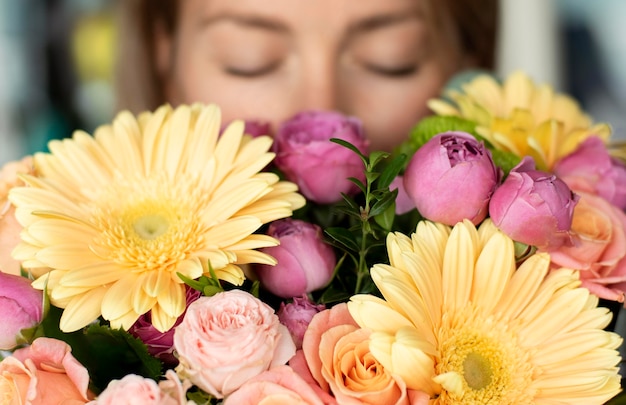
160, 0, 467, 151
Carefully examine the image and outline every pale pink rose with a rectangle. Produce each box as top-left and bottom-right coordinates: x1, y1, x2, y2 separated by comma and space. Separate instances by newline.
174, 290, 296, 398
0, 337, 92, 404
0, 156, 34, 275
300, 303, 416, 405
91, 370, 190, 405
546, 189, 626, 302
224, 365, 330, 405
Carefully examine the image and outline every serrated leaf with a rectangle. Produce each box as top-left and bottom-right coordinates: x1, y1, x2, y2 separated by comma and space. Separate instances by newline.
369, 189, 398, 217
377, 154, 407, 189
330, 138, 367, 166
325, 227, 360, 252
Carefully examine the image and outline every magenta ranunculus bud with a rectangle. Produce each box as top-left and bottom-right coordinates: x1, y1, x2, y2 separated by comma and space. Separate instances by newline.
554, 136, 626, 209
277, 295, 325, 349
0, 272, 44, 350
489, 156, 579, 249
273, 110, 369, 204
255, 219, 336, 298
129, 287, 201, 367
403, 131, 500, 225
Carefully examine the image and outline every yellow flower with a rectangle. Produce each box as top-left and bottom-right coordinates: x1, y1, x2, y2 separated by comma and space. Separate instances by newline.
9, 104, 305, 333
348, 220, 622, 404
428, 71, 611, 170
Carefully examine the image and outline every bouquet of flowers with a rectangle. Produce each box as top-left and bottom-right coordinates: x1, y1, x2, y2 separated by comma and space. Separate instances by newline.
1, 71, 625, 404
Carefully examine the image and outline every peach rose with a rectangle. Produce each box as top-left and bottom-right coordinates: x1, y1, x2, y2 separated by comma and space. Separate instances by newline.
0, 337, 92, 404
299, 303, 422, 405
0, 156, 34, 275
174, 290, 296, 399
91, 370, 190, 405
224, 365, 331, 405
546, 190, 626, 302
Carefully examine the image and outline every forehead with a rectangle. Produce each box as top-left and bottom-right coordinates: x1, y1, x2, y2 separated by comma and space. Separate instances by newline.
179, 0, 432, 32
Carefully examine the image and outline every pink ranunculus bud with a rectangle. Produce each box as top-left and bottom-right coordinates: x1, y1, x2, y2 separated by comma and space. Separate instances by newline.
403, 131, 500, 225
389, 175, 416, 215
128, 287, 201, 367
220, 119, 272, 138
553, 136, 626, 209
489, 156, 579, 249
255, 219, 336, 298
277, 296, 325, 349
273, 110, 369, 204
0, 272, 44, 350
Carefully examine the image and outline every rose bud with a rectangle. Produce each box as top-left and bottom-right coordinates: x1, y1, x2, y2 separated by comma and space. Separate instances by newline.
273, 110, 369, 204
0, 273, 44, 350
277, 295, 325, 349
554, 136, 626, 209
403, 131, 500, 225
129, 287, 201, 367
255, 219, 336, 298
489, 156, 579, 249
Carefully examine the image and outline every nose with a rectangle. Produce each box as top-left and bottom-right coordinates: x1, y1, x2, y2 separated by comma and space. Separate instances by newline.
289, 46, 339, 115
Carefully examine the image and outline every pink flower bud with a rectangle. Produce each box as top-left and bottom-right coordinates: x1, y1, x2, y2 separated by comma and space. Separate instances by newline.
403, 132, 500, 225
256, 219, 336, 298
274, 111, 369, 204
277, 296, 325, 349
489, 157, 579, 249
554, 136, 626, 209
0, 273, 44, 350
221, 119, 272, 138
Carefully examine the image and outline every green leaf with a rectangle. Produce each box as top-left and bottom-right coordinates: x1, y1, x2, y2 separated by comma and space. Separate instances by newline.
364, 171, 380, 185
490, 148, 522, 176
377, 154, 407, 189
203, 285, 224, 297
409, 115, 479, 150
325, 227, 360, 252
319, 286, 353, 304
374, 201, 396, 231
369, 189, 398, 217
368, 151, 390, 168
348, 177, 367, 194
330, 138, 367, 166
340, 193, 360, 210
177, 272, 208, 292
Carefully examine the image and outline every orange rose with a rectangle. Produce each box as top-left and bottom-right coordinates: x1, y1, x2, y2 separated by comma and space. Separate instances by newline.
299, 303, 426, 405
0, 337, 92, 404
0, 157, 34, 276
547, 190, 626, 302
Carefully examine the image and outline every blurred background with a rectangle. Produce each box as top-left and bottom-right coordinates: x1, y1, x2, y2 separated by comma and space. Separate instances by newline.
1, 0, 626, 165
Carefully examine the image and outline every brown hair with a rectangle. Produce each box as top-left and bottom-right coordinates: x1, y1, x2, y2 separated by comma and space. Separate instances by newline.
114, 0, 499, 114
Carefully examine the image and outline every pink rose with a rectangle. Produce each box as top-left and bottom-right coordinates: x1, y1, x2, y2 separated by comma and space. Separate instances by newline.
173, 290, 296, 398
224, 366, 330, 405
0, 156, 35, 276
0, 337, 92, 404
403, 132, 500, 225
274, 110, 369, 204
299, 303, 417, 404
0, 272, 44, 350
255, 219, 336, 298
129, 287, 201, 367
278, 295, 326, 349
489, 157, 578, 249
546, 189, 626, 302
554, 136, 626, 209
91, 370, 190, 405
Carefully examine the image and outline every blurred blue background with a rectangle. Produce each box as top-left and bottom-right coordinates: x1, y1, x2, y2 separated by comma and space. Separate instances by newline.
1, 0, 625, 165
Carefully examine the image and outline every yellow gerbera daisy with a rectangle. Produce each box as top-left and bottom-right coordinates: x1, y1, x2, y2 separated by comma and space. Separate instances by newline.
9, 103, 305, 333
348, 219, 622, 404
428, 71, 611, 170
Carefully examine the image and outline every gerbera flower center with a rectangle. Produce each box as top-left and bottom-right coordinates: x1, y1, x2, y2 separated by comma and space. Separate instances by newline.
131, 212, 171, 241
435, 307, 534, 404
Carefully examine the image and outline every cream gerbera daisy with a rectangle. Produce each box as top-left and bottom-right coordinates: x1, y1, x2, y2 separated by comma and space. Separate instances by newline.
9, 104, 305, 333
428, 71, 611, 170
348, 219, 622, 404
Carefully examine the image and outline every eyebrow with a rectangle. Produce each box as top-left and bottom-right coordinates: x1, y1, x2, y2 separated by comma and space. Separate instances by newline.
199, 13, 289, 33
348, 12, 422, 35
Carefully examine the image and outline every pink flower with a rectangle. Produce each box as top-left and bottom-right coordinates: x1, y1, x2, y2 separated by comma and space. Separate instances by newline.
221, 120, 271, 138
0, 156, 35, 276
403, 132, 499, 225
173, 290, 296, 398
278, 295, 326, 349
274, 110, 369, 204
297, 303, 419, 404
224, 366, 331, 405
90, 370, 190, 405
546, 189, 626, 302
129, 287, 201, 367
489, 157, 578, 249
389, 176, 415, 215
0, 337, 92, 404
554, 136, 626, 209
0, 272, 43, 350
255, 219, 336, 298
